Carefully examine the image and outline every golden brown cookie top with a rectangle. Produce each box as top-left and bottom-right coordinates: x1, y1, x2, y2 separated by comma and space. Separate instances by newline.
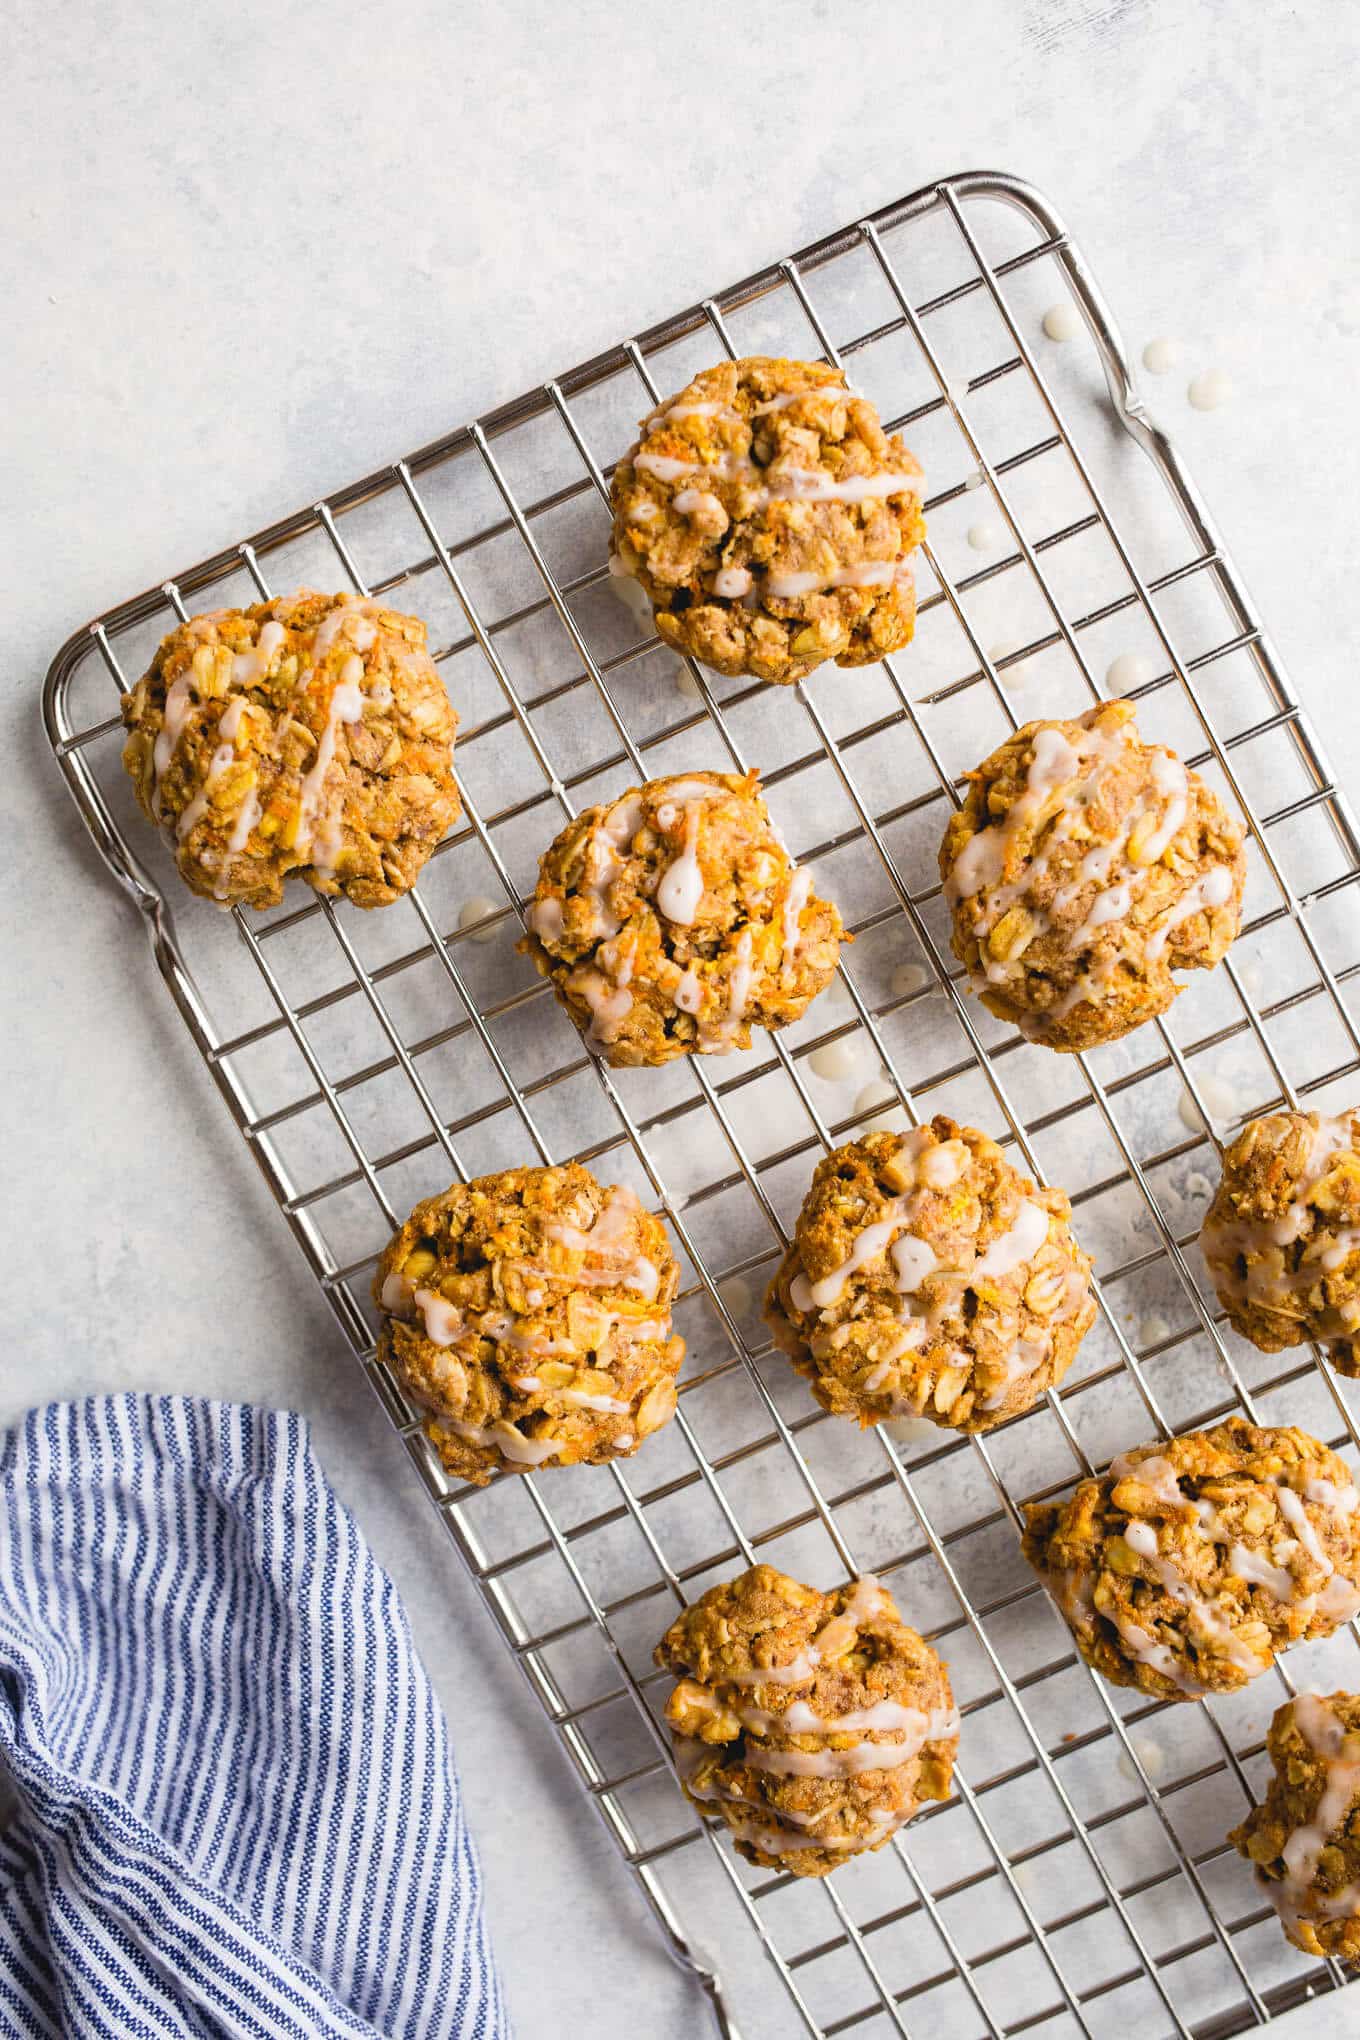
655, 1565, 957, 1877
1201, 1108, 1360, 1374
1023, 1419, 1360, 1699
609, 356, 925, 684
520, 769, 843, 1065
765, 1119, 1095, 1432
374, 1163, 683, 1486
120, 590, 460, 910
1229, 1690, 1360, 1958
939, 698, 1245, 1050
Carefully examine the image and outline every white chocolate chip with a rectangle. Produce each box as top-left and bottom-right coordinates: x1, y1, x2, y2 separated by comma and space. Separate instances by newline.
1042, 302, 1081, 343
966, 522, 998, 552
1142, 337, 1179, 375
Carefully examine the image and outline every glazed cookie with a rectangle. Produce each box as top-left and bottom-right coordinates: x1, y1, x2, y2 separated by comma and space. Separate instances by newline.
520, 770, 843, 1065
656, 1566, 958, 1878
609, 356, 926, 685
1201, 1109, 1360, 1377
374, 1164, 683, 1486
940, 699, 1246, 1050
1230, 1691, 1360, 1959
1023, 1420, 1360, 1700
121, 590, 460, 910
765, 1120, 1095, 1432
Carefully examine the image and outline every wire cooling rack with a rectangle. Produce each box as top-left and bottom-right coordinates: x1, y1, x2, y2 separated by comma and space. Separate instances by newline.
44, 171, 1360, 2039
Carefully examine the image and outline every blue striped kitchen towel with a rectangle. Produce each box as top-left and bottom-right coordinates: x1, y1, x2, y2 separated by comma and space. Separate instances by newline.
0, 1396, 510, 2040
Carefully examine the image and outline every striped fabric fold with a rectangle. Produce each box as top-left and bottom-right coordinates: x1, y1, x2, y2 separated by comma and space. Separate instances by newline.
0, 1397, 510, 2040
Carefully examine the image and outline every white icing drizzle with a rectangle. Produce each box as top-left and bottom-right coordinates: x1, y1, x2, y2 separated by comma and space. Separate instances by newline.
779, 866, 813, 978
973, 1200, 1050, 1278
528, 896, 565, 943
1139, 750, 1189, 863
215, 785, 261, 893
174, 742, 237, 842
946, 727, 1084, 903
785, 1133, 1061, 1418
725, 1651, 821, 1689
1061, 1453, 1360, 1689
765, 560, 897, 599
413, 1287, 464, 1346
655, 800, 705, 925
1203, 1113, 1360, 1317
673, 487, 725, 518
978, 1335, 1052, 1411
1144, 863, 1234, 961
646, 398, 734, 426
751, 387, 846, 416
889, 1233, 939, 1292
702, 928, 754, 1052
440, 1417, 560, 1467
1268, 1694, 1360, 1932
543, 1186, 660, 1298
229, 617, 286, 688
296, 677, 365, 860
634, 448, 925, 505
568, 966, 635, 1049
673, 968, 703, 1015
945, 708, 1234, 1020
151, 672, 197, 813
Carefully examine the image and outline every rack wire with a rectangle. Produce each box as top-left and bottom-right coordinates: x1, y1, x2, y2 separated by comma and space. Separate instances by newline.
44, 171, 1360, 2040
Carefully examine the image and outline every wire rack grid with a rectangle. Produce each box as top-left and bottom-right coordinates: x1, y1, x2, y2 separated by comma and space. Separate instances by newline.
43, 170, 1360, 2040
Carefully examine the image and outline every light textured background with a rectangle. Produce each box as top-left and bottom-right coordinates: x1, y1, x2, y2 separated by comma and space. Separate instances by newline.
6, 2, 1360, 2034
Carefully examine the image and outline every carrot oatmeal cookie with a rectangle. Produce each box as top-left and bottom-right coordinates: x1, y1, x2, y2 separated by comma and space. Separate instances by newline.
609, 356, 926, 685
520, 770, 843, 1065
1201, 1109, 1360, 1378
1230, 1691, 1360, 1960
374, 1164, 683, 1486
655, 1565, 957, 1877
1023, 1421, 1360, 1700
120, 590, 460, 910
765, 1120, 1095, 1433
940, 699, 1246, 1050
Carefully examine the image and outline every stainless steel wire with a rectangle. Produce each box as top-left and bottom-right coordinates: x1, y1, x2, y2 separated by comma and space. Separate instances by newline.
44, 171, 1360, 2040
